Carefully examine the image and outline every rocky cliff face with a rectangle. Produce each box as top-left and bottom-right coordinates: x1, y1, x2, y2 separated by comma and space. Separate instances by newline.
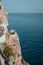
0, 0, 30, 65
0, 30, 29, 65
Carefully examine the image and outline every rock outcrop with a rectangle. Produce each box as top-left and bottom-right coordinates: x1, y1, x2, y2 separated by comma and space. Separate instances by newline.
0, 0, 30, 65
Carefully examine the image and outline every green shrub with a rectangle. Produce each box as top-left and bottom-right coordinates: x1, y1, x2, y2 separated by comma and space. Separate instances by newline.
3, 46, 14, 58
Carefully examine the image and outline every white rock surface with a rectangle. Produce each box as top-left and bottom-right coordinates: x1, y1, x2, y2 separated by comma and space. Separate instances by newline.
0, 55, 5, 65
0, 34, 5, 43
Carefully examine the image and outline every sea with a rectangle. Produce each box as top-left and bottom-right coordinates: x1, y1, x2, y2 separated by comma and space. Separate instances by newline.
8, 13, 43, 65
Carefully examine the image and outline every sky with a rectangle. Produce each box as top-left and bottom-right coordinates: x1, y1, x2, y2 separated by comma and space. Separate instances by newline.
2, 0, 43, 13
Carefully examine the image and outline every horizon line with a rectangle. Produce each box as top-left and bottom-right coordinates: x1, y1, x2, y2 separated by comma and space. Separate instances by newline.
8, 12, 43, 14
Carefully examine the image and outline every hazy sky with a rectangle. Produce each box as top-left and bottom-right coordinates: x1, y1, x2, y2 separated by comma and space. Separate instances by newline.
2, 0, 43, 13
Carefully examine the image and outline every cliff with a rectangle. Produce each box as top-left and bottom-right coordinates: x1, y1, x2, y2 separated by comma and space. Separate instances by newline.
0, 30, 29, 65
0, 0, 30, 65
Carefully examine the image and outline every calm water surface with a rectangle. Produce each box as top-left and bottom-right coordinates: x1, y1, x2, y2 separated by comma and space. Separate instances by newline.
8, 13, 43, 65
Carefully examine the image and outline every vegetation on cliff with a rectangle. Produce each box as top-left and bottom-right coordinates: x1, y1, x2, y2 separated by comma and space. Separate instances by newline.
3, 46, 14, 58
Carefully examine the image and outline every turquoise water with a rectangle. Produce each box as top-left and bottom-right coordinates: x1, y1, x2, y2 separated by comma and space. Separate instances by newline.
8, 13, 43, 65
